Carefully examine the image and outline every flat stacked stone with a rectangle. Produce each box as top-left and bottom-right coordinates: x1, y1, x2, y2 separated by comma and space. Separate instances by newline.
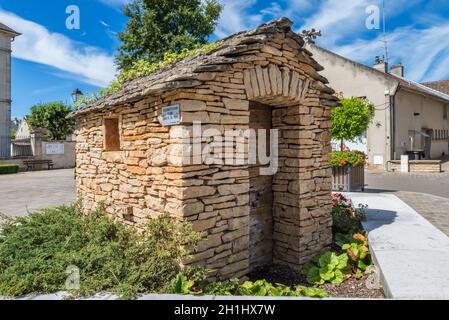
69, 17, 337, 280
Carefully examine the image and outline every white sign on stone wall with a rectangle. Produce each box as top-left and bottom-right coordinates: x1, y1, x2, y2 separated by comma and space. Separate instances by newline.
160, 104, 181, 126
45, 143, 65, 155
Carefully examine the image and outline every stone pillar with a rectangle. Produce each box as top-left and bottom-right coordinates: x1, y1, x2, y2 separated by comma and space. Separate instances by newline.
30, 129, 45, 160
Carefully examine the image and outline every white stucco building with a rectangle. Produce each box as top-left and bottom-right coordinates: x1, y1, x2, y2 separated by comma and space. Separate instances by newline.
0, 22, 20, 158
307, 44, 449, 169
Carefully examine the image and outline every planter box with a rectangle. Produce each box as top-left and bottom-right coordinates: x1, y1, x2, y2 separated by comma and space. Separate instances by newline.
332, 165, 365, 192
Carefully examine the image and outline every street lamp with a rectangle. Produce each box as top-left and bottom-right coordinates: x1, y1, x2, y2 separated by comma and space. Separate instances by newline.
71, 88, 83, 104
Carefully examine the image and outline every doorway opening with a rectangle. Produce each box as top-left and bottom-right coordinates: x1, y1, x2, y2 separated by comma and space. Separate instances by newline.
249, 101, 274, 270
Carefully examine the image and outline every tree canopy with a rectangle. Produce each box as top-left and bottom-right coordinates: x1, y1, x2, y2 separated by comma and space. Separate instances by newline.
116, 0, 222, 71
28, 102, 74, 141
331, 97, 375, 149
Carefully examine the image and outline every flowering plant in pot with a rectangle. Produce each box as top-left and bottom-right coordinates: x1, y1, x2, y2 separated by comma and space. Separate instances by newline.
330, 151, 368, 168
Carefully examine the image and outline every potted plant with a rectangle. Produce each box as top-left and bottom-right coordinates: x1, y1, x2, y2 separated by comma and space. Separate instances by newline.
331, 97, 374, 192
331, 151, 367, 191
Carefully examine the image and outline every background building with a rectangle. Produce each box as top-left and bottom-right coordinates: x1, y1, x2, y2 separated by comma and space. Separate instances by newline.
307, 44, 449, 169
0, 22, 20, 158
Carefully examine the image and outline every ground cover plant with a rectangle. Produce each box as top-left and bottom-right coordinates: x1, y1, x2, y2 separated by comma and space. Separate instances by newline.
0, 194, 377, 299
171, 272, 330, 298
0, 204, 201, 299
305, 194, 373, 287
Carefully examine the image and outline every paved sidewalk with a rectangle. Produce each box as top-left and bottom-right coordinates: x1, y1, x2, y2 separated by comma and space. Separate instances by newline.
0, 169, 76, 218
365, 170, 449, 199
395, 192, 449, 236
349, 192, 449, 299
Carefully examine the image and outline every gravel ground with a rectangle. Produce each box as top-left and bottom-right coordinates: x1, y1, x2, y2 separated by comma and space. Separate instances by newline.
248, 265, 384, 299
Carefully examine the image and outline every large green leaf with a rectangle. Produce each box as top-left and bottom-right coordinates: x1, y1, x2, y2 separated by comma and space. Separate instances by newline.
319, 266, 335, 281
331, 269, 344, 285
306, 267, 323, 285
337, 254, 349, 270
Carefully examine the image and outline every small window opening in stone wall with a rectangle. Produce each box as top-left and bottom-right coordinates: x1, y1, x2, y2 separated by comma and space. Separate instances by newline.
104, 118, 121, 151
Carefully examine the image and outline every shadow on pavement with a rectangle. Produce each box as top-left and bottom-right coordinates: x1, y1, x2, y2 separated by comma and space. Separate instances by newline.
363, 209, 398, 233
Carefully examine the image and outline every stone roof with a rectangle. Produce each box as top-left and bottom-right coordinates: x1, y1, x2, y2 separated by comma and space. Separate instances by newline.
0, 22, 20, 37
422, 80, 449, 96
70, 17, 328, 118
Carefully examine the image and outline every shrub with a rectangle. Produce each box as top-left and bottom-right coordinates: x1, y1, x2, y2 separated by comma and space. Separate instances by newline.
0, 165, 19, 175
330, 151, 367, 167
332, 193, 366, 235
0, 204, 201, 298
331, 97, 375, 150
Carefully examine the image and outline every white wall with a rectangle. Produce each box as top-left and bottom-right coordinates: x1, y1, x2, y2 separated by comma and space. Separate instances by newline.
41, 141, 76, 169
395, 89, 449, 159
307, 44, 398, 167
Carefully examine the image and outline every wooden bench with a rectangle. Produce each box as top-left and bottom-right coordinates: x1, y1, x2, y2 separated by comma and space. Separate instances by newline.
23, 159, 54, 171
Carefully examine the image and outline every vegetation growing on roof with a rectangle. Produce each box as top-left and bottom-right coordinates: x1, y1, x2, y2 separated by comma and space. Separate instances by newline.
74, 41, 223, 109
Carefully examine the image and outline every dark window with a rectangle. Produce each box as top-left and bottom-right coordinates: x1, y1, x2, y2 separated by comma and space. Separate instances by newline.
104, 118, 120, 151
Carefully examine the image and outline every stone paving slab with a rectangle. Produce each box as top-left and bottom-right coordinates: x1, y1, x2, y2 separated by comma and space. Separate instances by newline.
395, 192, 449, 236
0, 169, 76, 218
348, 192, 449, 299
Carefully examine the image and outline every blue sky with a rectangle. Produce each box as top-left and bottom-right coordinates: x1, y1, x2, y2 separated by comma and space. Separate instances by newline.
1, 0, 449, 119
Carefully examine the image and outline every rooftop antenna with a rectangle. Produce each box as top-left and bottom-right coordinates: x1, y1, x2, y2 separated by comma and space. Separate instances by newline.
380, 0, 389, 63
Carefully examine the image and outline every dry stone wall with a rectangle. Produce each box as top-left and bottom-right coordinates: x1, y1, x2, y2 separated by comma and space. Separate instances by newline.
73, 18, 337, 280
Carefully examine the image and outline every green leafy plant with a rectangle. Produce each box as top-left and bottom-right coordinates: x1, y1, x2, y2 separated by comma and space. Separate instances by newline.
332, 193, 366, 235
171, 275, 329, 298
330, 151, 368, 167
0, 165, 19, 175
172, 274, 196, 295
331, 97, 375, 150
203, 278, 239, 296
342, 233, 372, 278
0, 205, 201, 299
237, 280, 330, 298
28, 102, 74, 140
306, 251, 349, 285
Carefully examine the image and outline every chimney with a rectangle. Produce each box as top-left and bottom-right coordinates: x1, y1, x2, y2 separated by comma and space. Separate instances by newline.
390, 63, 404, 77
373, 56, 388, 73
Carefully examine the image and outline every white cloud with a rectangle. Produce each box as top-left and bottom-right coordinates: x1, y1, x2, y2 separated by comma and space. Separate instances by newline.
214, 0, 311, 38
0, 9, 116, 87
334, 22, 449, 82
98, 0, 130, 8
214, 0, 263, 38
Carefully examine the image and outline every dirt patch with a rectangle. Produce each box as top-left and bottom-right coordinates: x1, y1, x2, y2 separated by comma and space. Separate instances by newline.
247, 265, 384, 299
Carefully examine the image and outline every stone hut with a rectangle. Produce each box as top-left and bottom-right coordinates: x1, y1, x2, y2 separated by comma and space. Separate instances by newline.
69, 18, 337, 280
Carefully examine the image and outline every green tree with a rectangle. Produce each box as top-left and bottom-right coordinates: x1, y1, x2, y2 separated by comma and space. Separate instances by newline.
28, 102, 74, 141
331, 97, 375, 150
116, 0, 222, 71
